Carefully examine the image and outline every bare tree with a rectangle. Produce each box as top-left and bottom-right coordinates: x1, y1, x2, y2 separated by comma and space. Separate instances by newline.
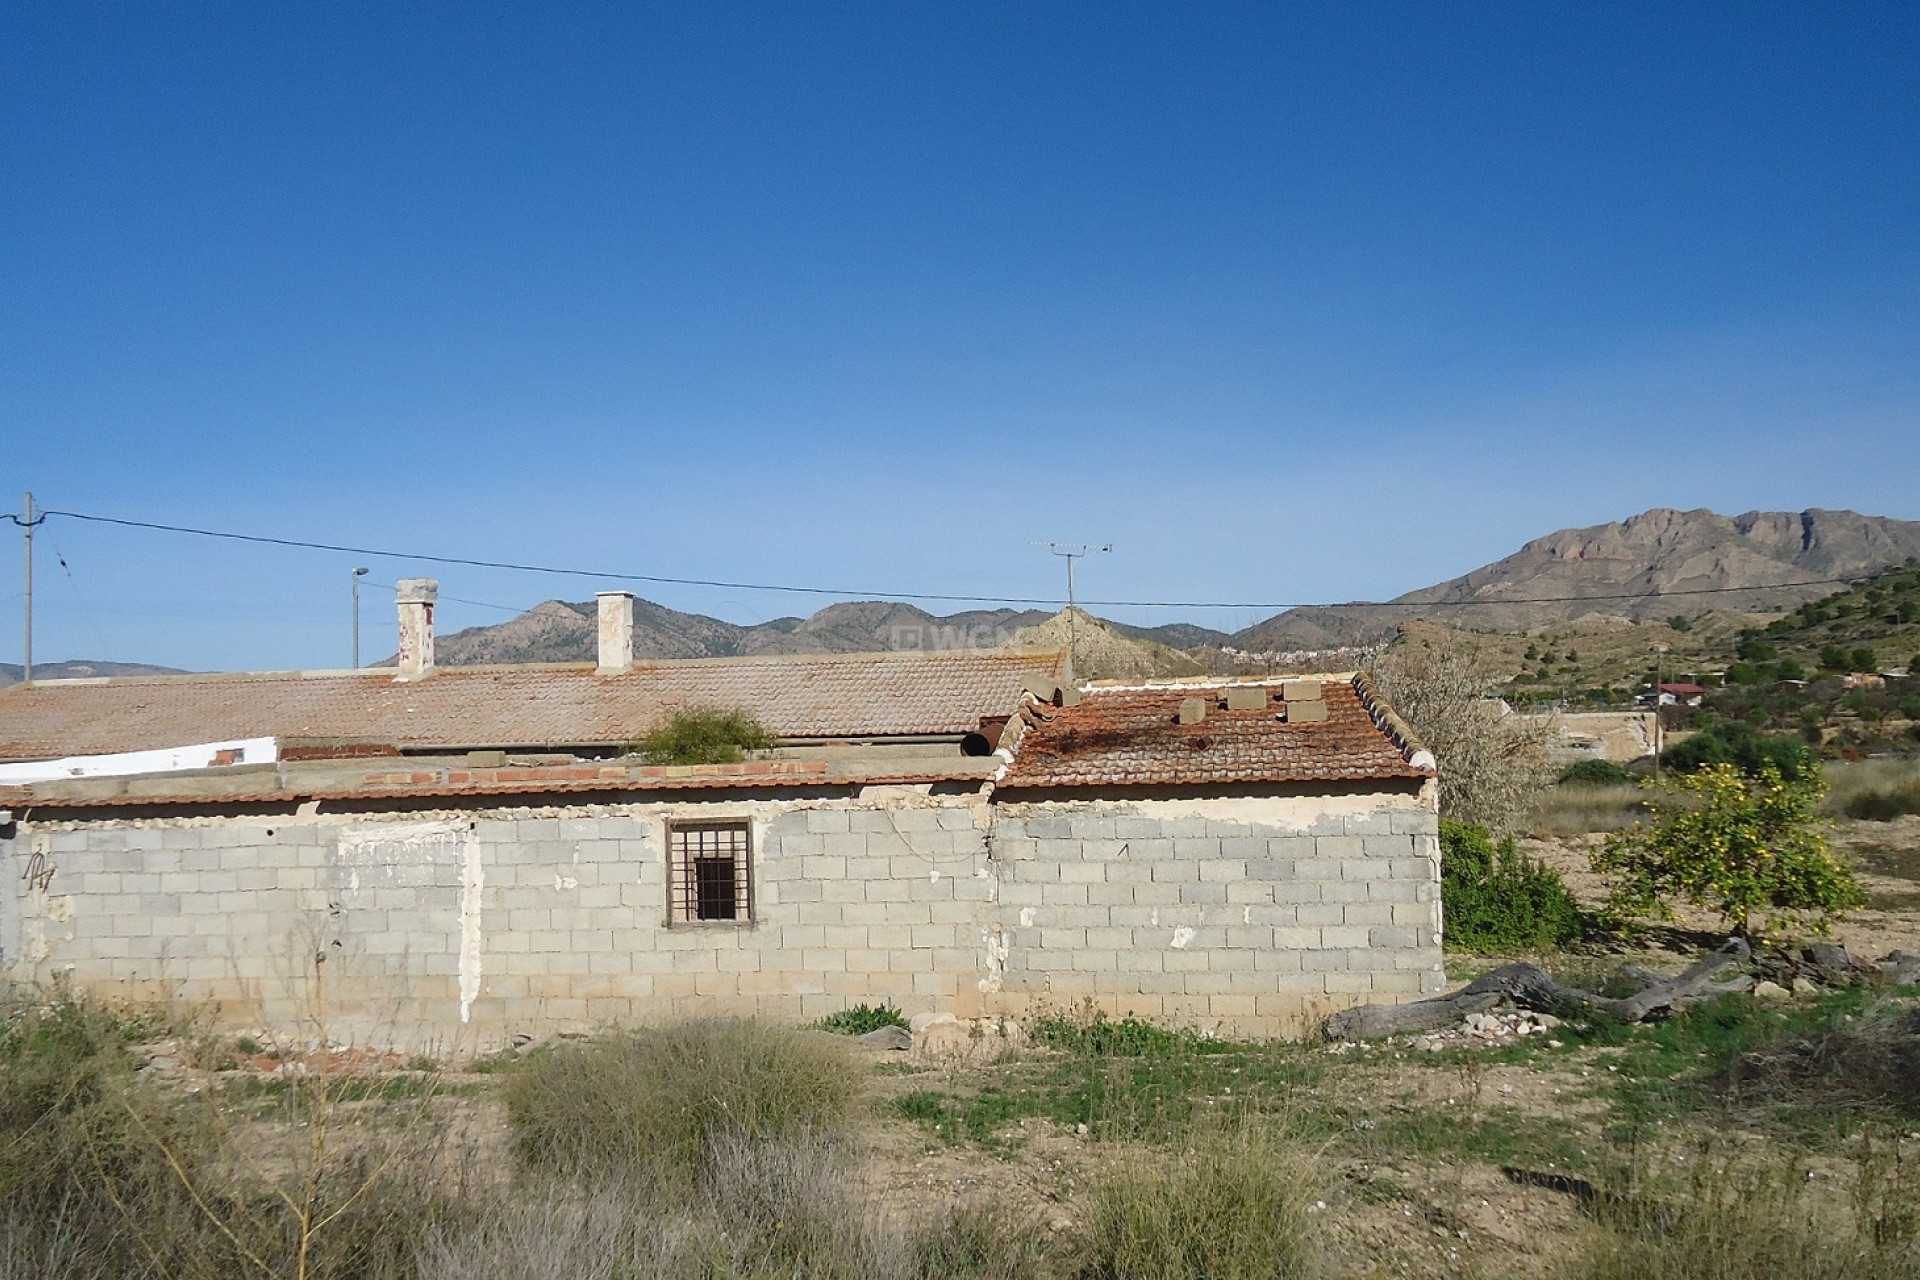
1366, 627, 1554, 832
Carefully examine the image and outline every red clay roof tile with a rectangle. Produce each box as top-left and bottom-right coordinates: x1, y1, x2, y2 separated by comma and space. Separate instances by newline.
999, 676, 1431, 790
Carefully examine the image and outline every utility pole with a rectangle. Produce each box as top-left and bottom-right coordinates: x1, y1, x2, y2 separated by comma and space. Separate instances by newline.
1651, 643, 1668, 781
351, 566, 369, 668
1032, 542, 1110, 682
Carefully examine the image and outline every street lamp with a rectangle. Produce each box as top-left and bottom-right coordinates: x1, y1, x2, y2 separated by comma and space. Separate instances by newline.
351, 567, 370, 668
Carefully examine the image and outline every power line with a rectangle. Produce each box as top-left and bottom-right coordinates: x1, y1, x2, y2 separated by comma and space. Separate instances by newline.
37, 506, 1868, 612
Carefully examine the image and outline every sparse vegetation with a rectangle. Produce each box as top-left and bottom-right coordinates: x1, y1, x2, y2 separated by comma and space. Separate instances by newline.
11, 985, 1920, 1277
1529, 781, 1648, 836
1824, 756, 1920, 821
503, 1018, 860, 1188
630, 707, 777, 765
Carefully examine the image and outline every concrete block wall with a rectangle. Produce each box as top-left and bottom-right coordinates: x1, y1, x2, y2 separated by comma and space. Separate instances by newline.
2, 781, 1439, 1046
1, 792, 995, 1051
984, 789, 1443, 1036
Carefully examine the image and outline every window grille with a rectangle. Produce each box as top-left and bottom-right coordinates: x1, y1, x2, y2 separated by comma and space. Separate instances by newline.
669, 821, 751, 923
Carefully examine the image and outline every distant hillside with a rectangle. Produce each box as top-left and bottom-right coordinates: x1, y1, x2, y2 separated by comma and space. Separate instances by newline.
1232, 508, 1920, 651
1108, 620, 1232, 649
428, 598, 1056, 666
1009, 609, 1210, 681
1738, 562, 1920, 674
1, 660, 187, 687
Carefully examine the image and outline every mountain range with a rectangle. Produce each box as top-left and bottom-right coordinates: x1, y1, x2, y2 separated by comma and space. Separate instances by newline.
424, 507, 1920, 668
9, 507, 1919, 684
1231, 507, 1920, 651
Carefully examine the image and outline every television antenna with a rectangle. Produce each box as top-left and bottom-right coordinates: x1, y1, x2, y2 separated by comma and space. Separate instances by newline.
1031, 542, 1111, 681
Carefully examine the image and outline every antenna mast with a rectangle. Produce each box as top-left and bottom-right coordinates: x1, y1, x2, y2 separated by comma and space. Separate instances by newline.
1031, 541, 1111, 682
19, 493, 44, 684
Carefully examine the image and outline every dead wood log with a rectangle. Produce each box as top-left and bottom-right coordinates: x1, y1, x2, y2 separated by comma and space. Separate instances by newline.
1603, 938, 1751, 1022
1322, 939, 1752, 1042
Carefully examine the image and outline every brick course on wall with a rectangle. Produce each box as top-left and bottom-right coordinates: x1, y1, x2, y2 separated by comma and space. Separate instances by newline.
2, 782, 1440, 1046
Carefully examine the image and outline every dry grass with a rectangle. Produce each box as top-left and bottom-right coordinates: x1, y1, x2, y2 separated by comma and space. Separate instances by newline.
503, 1018, 862, 1189
1079, 1126, 1332, 1280
415, 1133, 1059, 1280
1527, 782, 1651, 837
1560, 1142, 1920, 1280
1823, 756, 1920, 821
1720, 1002, 1920, 1123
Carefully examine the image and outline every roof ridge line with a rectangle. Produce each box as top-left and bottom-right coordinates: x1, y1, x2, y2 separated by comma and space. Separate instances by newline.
1350, 671, 1436, 770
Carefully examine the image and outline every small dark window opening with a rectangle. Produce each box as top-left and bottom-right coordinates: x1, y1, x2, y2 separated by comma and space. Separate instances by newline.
670, 821, 751, 923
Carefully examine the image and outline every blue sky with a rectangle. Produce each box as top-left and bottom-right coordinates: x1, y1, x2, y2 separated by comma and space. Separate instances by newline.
3, 3, 1917, 669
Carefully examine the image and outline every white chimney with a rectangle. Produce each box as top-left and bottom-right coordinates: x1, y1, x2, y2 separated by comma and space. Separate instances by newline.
597, 591, 634, 675
395, 578, 438, 681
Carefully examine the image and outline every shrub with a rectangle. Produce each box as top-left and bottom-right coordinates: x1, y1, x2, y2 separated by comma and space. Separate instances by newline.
1559, 759, 1635, 787
1081, 1128, 1329, 1280
0, 998, 207, 1265
1440, 820, 1583, 951
817, 1003, 908, 1035
504, 1019, 860, 1188
1841, 779, 1920, 821
1592, 763, 1863, 938
631, 708, 775, 765
1662, 720, 1813, 781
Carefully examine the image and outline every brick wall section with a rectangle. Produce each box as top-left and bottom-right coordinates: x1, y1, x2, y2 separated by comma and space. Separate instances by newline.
985, 791, 1443, 1035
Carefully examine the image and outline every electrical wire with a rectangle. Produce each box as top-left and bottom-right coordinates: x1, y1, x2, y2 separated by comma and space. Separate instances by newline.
33, 506, 1867, 612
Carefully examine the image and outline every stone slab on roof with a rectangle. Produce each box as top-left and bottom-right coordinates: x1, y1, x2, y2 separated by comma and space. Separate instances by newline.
998, 675, 1432, 790
0, 752, 1001, 809
0, 649, 1067, 762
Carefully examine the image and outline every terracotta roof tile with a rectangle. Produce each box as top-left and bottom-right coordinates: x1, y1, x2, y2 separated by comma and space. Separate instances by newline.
998, 676, 1431, 790
0, 650, 1067, 761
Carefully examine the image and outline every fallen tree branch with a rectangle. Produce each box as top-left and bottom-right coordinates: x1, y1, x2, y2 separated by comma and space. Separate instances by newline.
1323, 938, 1752, 1042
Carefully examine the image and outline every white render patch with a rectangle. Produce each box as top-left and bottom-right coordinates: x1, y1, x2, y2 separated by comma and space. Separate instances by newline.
334, 821, 484, 1024
458, 830, 484, 1025
0, 736, 278, 785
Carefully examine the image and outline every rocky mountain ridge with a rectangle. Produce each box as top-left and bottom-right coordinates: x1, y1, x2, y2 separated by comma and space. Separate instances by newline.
1232, 507, 1920, 652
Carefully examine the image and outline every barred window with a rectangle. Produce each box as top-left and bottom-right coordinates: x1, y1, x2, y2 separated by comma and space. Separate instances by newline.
668, 821, 752, 923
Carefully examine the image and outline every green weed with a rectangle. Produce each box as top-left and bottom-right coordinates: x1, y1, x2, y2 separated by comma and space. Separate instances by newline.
818, 1002, 909, 1036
